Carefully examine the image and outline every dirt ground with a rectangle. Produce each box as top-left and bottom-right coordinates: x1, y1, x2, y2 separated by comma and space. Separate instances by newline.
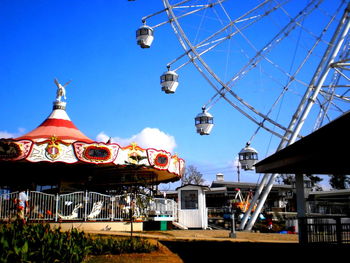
88, 229, 298, 243
84, 229, 298, 263
83, 239, 182, 263
144, 229, 298, 242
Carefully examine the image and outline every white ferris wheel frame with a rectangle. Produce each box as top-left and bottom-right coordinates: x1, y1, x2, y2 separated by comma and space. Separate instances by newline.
140, 0, 350, 230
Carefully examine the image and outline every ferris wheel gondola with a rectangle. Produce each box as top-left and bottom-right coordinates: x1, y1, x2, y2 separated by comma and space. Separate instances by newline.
160, 69, 179, 94
195, 107, 214, 135
136, 24, 154, 48
238, 143, 259, 171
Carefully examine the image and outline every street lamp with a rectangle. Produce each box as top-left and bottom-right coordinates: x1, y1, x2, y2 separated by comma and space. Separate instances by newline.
229, 207, 237, 238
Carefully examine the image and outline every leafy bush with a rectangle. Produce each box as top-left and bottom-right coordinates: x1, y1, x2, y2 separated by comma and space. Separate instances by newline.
0, 220, 157, 263
0, 220, 90, 262
89, 236, 158, 255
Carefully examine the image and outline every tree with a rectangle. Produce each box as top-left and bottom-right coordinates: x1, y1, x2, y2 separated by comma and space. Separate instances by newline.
308, 174, 323, 191
181, 165, 205, 186
329, 174, 350, 189
277, 174, 323, 190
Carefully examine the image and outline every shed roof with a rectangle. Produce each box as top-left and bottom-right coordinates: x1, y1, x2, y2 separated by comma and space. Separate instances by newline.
255, 111, 350, 175
211, 181, 291, 190
176, 184, 210, 191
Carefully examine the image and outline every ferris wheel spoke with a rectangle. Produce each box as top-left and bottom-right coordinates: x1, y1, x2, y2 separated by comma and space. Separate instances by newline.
220, 94, 287, 139
152, 0, 228, 29
190, 55, 291, 138
141, 0, 191, 25
142, 0, 221, 29
225, 0, 322, 89
339, 88, 350, 100
163, 0, 300, 134
139, 0, 349, 144
333, 67, 350, 81
167, 0, 279, 61
165, 0, 295, 77
205, 0, 342, 140
187, 58, 285, 137
332, 57, 350, 69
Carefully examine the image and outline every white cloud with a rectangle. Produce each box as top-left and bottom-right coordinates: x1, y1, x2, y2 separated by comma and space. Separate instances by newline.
96, 127, 177, 153
0, 128, 26, 139
96, 131, 110, 143
0, 131, 15, 139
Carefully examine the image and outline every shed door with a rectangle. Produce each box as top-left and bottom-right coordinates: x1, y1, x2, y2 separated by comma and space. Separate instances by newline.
179, 190, 202, 228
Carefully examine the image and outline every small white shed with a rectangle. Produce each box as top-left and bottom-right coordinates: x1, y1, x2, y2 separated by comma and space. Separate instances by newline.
176, 184, 209, 229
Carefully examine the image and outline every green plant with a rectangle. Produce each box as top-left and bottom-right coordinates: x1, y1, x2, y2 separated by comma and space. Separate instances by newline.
0, 220, 158, 263
0, 220, 90, 263
89, 236, 158, 255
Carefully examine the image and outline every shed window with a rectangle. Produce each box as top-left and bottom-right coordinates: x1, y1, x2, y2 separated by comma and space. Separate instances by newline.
181, 190, 198, 209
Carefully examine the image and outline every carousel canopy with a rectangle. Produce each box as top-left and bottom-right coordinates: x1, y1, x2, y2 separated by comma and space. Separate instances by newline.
15, 101, 93, 143
0, 80, 184, 190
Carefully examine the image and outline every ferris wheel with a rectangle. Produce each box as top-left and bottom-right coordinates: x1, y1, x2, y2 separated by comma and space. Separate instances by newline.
136, 0, 350, 230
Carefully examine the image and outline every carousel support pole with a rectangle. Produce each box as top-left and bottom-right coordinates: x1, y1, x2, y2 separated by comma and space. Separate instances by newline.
55, 194, 59, 222
26, 189, 30, 222
111, 196, 115, 222
130, 192, 134, 238
84, 191, 88, 221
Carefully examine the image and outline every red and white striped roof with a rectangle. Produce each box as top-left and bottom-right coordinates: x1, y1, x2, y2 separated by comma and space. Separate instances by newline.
16, 102, 93, 143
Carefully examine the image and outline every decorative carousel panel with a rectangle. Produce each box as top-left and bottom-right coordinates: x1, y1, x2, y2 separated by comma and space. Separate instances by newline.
147, 149, 171, 170
27, 136, 78, 163
168, 155, 181, 176
73, 142, 119, 164
0, 139, 33, 161
178, 158, 185, 177
114, 143, 149, 166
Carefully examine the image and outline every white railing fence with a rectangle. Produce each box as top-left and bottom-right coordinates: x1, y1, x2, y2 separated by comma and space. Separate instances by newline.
0, 191, 18, 221
0, 191, 177, 222
29, 191, 56, 221
148, 198, 178, 221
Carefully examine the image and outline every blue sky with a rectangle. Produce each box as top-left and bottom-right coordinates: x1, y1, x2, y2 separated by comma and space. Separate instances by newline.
0, 0, 347, 189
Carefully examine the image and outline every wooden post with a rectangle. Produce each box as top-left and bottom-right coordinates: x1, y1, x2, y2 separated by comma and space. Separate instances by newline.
336, 217, 342, 244
295, 173, 307, 244
295, 173, 306, 217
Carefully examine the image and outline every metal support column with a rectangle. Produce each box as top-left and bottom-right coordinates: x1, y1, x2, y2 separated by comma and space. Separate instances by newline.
295, 173, 308, 244
241, 3, 350, 231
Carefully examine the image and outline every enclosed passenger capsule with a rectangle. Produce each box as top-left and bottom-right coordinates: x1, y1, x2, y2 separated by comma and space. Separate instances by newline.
195, 108, 214, 135
136, 25, 154, 48
160, 70, 179, 94
238, 144, 258, 170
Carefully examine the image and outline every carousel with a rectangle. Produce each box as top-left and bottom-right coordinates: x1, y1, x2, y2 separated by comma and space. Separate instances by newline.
0, 80, 184, 192
0, 80, 184, 228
